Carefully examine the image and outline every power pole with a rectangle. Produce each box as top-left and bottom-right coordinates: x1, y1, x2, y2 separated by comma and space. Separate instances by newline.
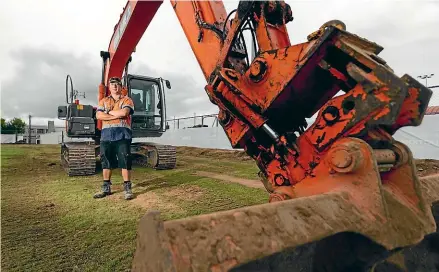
28, 114, 32, 144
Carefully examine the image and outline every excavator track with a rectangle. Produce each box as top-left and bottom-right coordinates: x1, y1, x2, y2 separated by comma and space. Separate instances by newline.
131, 142, 176, 170
61, 142, 97, 176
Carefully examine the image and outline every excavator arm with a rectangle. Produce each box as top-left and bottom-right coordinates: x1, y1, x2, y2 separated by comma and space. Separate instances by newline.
98, 1, 163, 112
98, 1, 439, 271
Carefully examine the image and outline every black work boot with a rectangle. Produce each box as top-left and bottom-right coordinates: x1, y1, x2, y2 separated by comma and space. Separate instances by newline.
124, 181, 134, 200
93, 181, 112, 199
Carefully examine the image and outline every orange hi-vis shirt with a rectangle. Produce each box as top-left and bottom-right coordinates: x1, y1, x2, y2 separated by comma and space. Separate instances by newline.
97, 95, 134, 141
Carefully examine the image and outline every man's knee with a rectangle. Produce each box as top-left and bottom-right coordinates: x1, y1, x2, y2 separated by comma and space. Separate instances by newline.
120, 152, 132, 170
117, 140, 132, 170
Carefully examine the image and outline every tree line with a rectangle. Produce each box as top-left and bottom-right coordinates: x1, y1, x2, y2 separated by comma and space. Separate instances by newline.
1, 118, 26, 134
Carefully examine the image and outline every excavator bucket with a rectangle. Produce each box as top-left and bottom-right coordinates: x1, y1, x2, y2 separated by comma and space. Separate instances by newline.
131, 141, 439, 271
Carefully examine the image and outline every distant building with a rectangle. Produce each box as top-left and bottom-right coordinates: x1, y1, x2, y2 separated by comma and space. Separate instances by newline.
22, 121, 65, 144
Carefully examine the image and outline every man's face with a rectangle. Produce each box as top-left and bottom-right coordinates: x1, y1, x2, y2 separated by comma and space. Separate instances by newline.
109, 82, 121, 95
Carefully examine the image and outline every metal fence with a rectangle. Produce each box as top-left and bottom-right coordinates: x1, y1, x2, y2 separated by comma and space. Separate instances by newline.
166, 113, 219, 130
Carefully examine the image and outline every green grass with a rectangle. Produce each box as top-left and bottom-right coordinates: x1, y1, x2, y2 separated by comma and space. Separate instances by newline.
178, 155, 260, 179
1, 144, 268, 271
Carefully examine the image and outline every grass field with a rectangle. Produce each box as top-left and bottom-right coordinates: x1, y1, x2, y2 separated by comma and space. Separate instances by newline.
2, 144, 439, 272
1, 144, 268, 272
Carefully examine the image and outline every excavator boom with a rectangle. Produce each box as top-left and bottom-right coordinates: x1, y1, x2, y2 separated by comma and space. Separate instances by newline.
90, 1, 439, 271
99, 0, 163, 101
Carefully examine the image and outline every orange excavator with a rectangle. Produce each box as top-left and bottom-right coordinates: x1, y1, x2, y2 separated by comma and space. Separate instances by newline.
57, 3, 177, 176
80, 0, 439, 270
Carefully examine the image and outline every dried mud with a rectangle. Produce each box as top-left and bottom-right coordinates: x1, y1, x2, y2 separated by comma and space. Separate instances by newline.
415, 159, 439, 177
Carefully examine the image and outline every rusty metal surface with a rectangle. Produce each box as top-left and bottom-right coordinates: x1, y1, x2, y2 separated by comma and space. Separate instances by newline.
131, 141, 437, 272
374, 149, 396, 164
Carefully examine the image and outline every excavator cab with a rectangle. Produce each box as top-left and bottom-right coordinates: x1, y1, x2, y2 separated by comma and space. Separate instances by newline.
126, 74, 171, 138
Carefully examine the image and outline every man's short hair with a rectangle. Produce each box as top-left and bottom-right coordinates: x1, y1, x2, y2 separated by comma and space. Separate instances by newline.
109, 77, 122, 85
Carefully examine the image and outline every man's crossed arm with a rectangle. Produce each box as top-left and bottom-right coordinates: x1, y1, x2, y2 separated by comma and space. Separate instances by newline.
109, 108, 131, 117
96, 108, 131, 121
96, 111, 119, 121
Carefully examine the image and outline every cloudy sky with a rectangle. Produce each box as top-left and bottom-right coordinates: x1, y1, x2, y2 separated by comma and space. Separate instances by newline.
1, 0, 438, 126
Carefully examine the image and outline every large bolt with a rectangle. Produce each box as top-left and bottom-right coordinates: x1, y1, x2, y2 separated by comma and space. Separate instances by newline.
330, 149, 352, 169
274, 174, 285, 186
250, 62, 261, 77
249, 59, 267, 83
326, 142, 363, 173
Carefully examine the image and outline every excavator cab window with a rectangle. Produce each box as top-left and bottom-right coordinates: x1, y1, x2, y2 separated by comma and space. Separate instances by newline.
127, 74, 167, 136
131, 87, 152, 112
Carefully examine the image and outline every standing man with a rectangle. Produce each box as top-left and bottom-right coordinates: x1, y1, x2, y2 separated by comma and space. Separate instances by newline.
93, 76, 135, 200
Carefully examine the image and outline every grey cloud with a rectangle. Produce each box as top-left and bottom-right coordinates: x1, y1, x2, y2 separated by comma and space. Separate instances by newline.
0, 46, 218, 122
1, 46, 100, 120
2, 0, 438, 123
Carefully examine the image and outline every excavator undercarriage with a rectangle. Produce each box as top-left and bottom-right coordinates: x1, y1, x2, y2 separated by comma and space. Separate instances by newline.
60, 142, 97, 176
60, 141, 176, 177
130, 142, 177, 170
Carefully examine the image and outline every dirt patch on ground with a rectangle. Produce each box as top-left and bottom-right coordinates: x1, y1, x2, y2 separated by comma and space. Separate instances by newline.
177, 146, 252, 161
162, 185, 205, 201
195, 171, 264, 189
129, 191, 162, 209
129, 191, 182, 212
108, 184, 206, 214
415, 159, 439, 177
